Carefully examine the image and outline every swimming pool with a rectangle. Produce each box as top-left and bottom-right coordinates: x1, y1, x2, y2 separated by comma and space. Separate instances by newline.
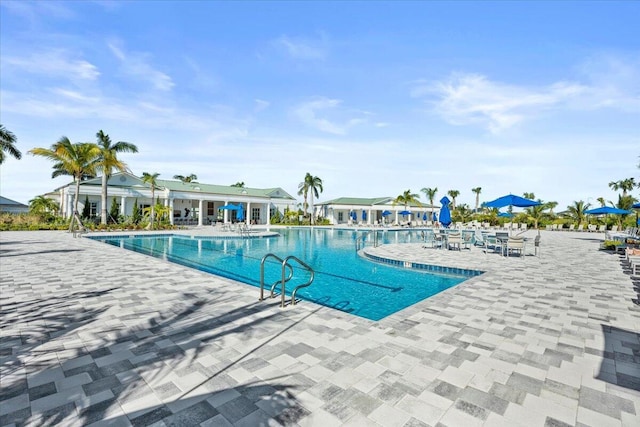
91, 228, 481, 321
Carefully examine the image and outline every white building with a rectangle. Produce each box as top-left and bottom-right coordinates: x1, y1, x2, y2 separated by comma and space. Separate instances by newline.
46, 172, 296, 226
0, 196, 29, 214
317, 197, 439, 226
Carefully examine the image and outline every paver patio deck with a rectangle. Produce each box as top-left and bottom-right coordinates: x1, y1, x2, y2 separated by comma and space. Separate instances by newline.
1, 228, 639, 426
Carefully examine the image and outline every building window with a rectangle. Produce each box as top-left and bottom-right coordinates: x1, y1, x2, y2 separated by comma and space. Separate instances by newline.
90, 202, 98, 217
338, 212, 344, 222
251, 208, 260, 223
207, 202, 215, 216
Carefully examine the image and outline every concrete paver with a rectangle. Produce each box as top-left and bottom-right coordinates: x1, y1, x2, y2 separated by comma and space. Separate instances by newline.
0, 228, 638, 426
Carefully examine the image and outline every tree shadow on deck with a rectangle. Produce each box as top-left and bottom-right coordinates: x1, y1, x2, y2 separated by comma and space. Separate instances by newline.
6, 284, 317, 426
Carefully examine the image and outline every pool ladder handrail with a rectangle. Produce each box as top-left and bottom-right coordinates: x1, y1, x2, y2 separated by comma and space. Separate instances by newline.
259, 253, 314, 308
355, 230, 379, 251
286, 255, 314, 307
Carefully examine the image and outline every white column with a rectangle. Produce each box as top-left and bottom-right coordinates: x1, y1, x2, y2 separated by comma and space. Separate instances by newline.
120, 196, 126, 217
67, 193, 74, 219
169, 198, 175, 225
246, 202, 251, 225
367, 209, 372, 225
198, 199, 204, 226
224, 201, 229, 223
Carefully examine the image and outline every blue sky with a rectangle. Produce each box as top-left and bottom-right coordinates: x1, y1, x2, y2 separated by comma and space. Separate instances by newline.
1, 1, 639, 210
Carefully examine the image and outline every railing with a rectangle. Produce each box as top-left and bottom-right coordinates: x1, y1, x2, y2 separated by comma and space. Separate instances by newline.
285, 256, 314, 307
259, 253, 314, 308
355, 230, 380, 252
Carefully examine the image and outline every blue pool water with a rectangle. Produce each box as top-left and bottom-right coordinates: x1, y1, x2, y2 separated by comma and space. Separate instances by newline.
91, 228, 481, 321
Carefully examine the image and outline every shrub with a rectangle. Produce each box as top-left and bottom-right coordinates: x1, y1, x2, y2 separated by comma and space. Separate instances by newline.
602, 240, 623, 250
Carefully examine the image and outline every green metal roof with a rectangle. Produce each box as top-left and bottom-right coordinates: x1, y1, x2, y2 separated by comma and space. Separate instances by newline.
320, 197, 393, 206
156, 179, 295, 199
320, 197, 433, 208
64, 172, 295, 200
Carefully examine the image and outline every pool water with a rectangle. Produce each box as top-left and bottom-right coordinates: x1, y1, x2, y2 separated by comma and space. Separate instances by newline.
91, 228, 479, 321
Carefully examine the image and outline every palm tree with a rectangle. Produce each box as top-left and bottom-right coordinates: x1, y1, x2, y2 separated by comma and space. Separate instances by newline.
447, 189, 460, 210
393, 189, 421, 211
609, 178, 636, 197
471, 187, 482, 212
298, 173, 323, 225
29, 195, 59, 218
545, 201, 558, 215
96, 130, 138, 225
29, 137, 100, 231
596, 197, 606, 207
523, 192, 535, 200
230, 182, 245, 187
420, 187, 437, 207
526, 201, 547, 229
566, 200, 591, 226
142, 172, 160, 229
174, 174, 198, 183
0, 124, 21, 164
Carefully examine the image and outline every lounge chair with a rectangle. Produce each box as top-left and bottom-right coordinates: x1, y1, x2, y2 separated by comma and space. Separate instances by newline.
598, 224, 606, 232
577, 224, 584, 232
568, 224, 575, 231
625, 248, 640, 275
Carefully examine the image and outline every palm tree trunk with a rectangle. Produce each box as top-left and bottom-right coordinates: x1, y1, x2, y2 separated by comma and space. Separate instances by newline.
150, 188, 155, 229
310, 193, 314, 225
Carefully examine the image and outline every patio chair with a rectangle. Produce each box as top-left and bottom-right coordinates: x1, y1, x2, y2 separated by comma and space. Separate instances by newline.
598, 224, 607, 232
447, 232, 462, 250
533, 234, 541, 256
461, 231, 474, 249
506, 236, 525, 257
481, 234, 501, 255
422, 229, 439, 248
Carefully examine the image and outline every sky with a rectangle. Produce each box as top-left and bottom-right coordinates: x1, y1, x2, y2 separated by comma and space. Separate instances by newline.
1, 1, 639, 211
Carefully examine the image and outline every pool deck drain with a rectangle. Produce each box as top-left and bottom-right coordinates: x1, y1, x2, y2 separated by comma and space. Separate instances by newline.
1, 228, 638, 426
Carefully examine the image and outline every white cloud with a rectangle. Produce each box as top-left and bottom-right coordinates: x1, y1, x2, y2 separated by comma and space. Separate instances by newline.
254, 99, 270, 112
292, 97, 348, 135
414, 73, 586, 134
575, 53, 640, 112
274, 35, 328, 60
3, 50, 100, 81
107, 40, 174, 91
415, 55, 640, 134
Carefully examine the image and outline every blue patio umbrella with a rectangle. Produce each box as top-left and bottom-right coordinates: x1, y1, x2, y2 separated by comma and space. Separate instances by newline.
584, 206, 631, 215
362, 210, 367, 221
350, 211, 357, 220
432, 211, 438, 222
236, 204, 245, 221
219, 204, 238, 211
382, 210, 392, 216
399, 210, 411, 216
484, 194, 541, 208
439, 196, 452, 227
423, 212, 427, 220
